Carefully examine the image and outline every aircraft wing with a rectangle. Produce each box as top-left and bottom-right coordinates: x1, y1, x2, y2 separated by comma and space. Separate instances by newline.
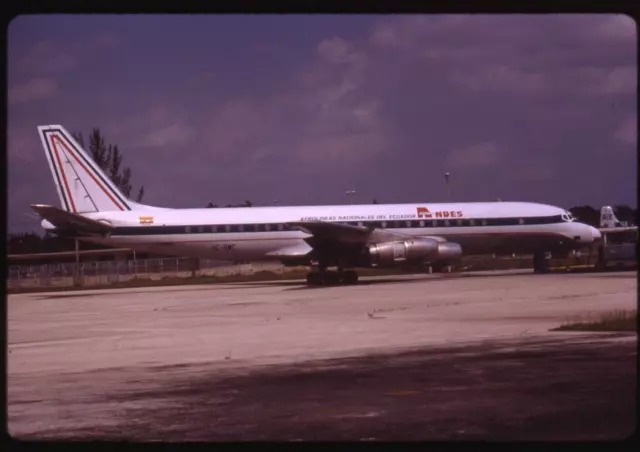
286, 220, 417, 245
30, 204, 113, 235
266, 242, 313, 258
599, 226, 638, 233
287, 221, 372, 244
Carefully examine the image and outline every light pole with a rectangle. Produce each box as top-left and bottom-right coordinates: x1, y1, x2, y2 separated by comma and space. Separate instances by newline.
345, 190, 356, 205
444, 172, 451, 201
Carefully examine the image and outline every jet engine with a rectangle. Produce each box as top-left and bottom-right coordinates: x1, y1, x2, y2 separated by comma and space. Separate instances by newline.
368, 238, 462, 267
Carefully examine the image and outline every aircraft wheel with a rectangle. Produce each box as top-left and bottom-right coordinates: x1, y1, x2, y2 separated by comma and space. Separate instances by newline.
533, 251, 550, 274
342, 270, 359, 285
306, 272, 324, 286
324, 272, 342, 285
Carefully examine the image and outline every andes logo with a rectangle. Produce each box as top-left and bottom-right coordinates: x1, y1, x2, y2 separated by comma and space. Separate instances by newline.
417, 207, 463, 219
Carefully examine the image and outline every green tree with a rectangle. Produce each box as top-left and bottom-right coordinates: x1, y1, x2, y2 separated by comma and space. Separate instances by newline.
73, 128, 145, 202
569, 205, 599, 227
612, 205, 637, 225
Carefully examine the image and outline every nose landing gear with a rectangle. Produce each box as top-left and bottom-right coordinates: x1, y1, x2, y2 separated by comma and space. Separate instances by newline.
533, 251, 551, 273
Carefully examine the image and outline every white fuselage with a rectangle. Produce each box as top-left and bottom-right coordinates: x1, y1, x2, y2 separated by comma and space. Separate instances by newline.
44, 201, 601, 263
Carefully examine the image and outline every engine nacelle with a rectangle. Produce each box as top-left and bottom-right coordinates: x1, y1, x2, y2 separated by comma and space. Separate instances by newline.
436, 241, 463, 262
368, 238, 462, 267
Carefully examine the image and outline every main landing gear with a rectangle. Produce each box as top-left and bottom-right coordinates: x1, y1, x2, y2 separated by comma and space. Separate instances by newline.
533, 251, 551, 274
306, 268, 359, 286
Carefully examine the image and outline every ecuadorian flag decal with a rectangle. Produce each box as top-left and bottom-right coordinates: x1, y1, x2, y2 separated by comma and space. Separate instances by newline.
139, 216, 154, 225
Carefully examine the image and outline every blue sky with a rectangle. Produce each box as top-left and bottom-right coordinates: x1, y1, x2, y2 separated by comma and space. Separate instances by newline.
8, 14, 637, 232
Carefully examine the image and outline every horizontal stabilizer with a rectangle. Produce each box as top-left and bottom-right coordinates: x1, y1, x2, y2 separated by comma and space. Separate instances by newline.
30, 204, 113, 234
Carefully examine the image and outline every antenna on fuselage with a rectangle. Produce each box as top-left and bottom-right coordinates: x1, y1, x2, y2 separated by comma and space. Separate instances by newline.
444, 172, 451, 201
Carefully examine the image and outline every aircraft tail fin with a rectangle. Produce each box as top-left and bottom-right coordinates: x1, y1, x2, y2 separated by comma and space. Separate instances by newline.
37, 125, 167, 213
600, 206, 620, 228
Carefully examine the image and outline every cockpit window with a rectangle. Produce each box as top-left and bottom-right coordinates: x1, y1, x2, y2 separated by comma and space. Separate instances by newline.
561, 211, 575, 222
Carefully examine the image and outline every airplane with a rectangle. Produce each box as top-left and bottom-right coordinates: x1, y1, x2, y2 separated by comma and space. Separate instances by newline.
596, 206, 637, 270
30, 124, 603, 286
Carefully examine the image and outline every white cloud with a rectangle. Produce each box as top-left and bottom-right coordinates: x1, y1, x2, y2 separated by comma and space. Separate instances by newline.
592, 14, 637, 41
107, 104, 196, 150
317, 37, 355, 64
366, 14, 636, 97
599, 66, 636, 94
520, 166, 555, 182
17, 33, 121, 75
7, 126, 36, 162
136, 122, 195, 148
447, 142, 506, 170
197, 31, 387, 170
9, 77, 57, 105
614, 116, 637, 145
451, 65, 545, 93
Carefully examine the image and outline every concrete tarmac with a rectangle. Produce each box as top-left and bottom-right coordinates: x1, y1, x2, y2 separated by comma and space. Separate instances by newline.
7, 270, 637, 441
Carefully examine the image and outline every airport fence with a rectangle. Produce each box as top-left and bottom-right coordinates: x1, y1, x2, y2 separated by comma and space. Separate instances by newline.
7, 249, 598, 292
6, 257, 289, 291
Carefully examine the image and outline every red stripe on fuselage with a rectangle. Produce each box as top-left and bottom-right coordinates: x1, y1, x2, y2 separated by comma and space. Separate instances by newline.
51, 134, 125, 211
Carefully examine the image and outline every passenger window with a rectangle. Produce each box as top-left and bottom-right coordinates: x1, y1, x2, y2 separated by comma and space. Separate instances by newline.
211, 225, 217, 233
185, 226, 191, 233
225, 225, 231, 233
419, 220, 425, 227
444, 220, 450, 227
238, 225, 244, 232
277, 224, 283, 231
406, 220, 412, 228
265, 224, 271, 231
381, 221, 387, 228
481, 220, 488, 226
469, 219, 475, 226
519, 218, 525, 225
358, 221, 363, 227
457, 219, 463, 226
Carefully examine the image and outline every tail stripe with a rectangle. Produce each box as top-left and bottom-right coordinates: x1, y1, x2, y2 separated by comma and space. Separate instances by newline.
49, 135, 78, 213
40, 126, 132, 211
41, 129, 72, 212
51, 134, 127, 211
56, 127, 131, 210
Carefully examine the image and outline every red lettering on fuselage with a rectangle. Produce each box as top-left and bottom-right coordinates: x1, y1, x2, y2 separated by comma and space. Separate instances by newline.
434, 210, 463, 219
418, 208, 464, 219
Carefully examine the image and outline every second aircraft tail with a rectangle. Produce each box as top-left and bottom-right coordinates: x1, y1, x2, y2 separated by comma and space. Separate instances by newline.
600, 206, 620, 228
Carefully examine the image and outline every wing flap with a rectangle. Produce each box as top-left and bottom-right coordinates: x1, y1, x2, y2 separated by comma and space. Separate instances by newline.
30, 204, 113, 234
286, 220, 417, 245
287, 221, 370, 244
266, 242, 313, 258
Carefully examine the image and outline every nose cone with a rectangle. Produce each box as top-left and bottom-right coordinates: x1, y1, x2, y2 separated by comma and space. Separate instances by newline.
591, 226, 602, 241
